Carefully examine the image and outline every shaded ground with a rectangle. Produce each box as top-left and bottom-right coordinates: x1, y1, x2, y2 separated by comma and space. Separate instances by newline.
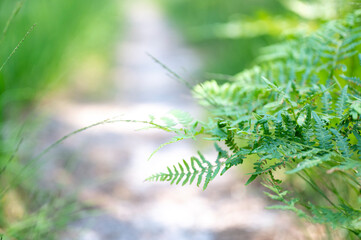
34, 0, 316, 239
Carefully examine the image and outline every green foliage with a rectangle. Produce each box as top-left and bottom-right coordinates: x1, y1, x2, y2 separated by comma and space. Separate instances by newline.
147, 10, 361, 237
158, 0, 294, 74
0, 0, 119, 114
158, 0, 354, 75
146, 149, 224, 190
0, 1, 119, 239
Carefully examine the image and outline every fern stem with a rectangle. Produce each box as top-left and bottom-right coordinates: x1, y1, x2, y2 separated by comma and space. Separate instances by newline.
297, 171, 342, 212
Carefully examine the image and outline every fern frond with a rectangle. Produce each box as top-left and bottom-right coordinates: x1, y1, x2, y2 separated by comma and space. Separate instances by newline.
146, 151, 224, 190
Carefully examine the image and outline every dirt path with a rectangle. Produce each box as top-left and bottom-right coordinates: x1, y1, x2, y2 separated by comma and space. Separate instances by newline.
36, 1, 306, 239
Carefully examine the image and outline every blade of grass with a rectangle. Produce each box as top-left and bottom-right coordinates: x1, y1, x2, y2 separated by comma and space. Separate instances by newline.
0, 1, 24, 44
0, 23, 36, 73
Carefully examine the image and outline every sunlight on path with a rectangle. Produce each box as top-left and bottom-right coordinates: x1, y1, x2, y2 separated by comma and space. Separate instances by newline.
36, 0, 306, 239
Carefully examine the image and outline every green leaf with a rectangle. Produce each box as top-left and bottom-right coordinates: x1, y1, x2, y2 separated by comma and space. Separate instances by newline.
245, 174, 258, 185
336, 85, 349, 117
286, 154, 331, 174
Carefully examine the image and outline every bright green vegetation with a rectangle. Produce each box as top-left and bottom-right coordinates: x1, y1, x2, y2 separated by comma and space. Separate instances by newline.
159, 0, 354, 75
0, 1, 119, 239
147, 9, 361, 239
0, 0, 119, 111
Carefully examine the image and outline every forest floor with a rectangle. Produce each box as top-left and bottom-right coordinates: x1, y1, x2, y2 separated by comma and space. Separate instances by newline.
34, 0, 319, 239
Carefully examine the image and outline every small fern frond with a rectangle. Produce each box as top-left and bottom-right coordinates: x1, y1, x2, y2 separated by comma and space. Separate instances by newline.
146, 151, 224, 190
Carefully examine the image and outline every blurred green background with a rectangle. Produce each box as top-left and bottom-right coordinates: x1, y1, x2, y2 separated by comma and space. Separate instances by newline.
0, 0, 119, 239
158, 0, 352, 75
0, 0, 120, 116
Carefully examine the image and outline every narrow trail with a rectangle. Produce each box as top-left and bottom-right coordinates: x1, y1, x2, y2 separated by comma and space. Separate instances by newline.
36, 1, 305, 239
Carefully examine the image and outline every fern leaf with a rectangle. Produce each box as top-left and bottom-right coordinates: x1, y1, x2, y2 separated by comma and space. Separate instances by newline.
340, 74, 361, 89
301, 105, 314, 143
148, 137, 183, 161
197, 171, 205, 187
183, 159, 190, 172
171, 165, 179, 185
275, 112, 284, 138
310, 204, 361, 229
161, 116, 177, 128
191, 156, 204, 170
146, 152, 224, 189
171, 110, 194, 126
203, 168, 213, 190
282, 114, 296, 139
225, 130, 239, 152
182, 172, 191, 186
336, 85, 349, 117
245, 174, 258, 185
312, 112, 333, 150
221, 150, 246, 175
189, 171, 197, 185
330, 129, 352, 158
286, 154, 332, 174
352, 130, 361, 154
329, 158, 361, 177
214, 142, 229, 159
320, 85, 332, 114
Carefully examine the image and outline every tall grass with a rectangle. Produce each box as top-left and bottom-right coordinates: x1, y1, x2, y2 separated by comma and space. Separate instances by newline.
0, 0, 120, 238
0, 0, 120, 112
